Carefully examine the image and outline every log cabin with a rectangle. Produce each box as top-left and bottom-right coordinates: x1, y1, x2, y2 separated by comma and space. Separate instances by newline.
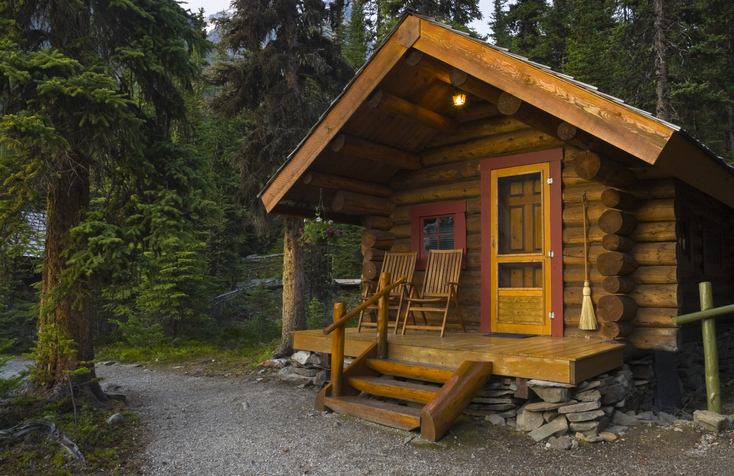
259, 12, 734, 440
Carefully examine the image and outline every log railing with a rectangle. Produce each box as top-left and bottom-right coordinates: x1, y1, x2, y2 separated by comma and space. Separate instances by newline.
672, 282, 734, 414
324, 272, 406, 397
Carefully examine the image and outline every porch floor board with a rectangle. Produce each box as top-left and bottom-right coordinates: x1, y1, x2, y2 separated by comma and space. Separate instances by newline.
292, 329, 624, 385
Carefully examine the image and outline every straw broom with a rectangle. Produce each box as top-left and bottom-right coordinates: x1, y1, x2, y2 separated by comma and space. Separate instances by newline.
579, 192, 598, 330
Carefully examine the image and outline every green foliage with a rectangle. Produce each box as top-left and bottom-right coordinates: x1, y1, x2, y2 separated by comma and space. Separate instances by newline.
306, 297, 326, 329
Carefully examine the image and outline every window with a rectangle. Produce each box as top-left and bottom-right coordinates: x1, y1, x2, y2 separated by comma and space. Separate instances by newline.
410, 201, 466, 269
703, 218, 725, 277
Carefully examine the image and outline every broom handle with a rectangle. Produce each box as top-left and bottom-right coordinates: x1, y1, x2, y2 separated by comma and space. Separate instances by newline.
583, 193, 589, 283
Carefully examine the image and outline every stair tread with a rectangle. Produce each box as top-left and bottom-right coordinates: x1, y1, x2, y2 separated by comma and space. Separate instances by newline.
366, 359, 455, 383
347, 376, 440, 403
324, 396, 421, 430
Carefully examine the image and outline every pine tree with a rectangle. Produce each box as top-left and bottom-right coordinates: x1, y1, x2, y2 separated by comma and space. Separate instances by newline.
0, 0, 210, 399
344, 0, 369, 70
212, 0, 353, 356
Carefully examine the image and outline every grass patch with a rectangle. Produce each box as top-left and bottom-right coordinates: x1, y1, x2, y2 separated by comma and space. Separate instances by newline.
96, 339, 277, 376
0, 398, 144, 475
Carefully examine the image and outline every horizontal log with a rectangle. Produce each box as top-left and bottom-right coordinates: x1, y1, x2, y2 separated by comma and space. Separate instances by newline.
629, 266, 677, 284
497, 92, 522, 115
602, 234, 635, 252
332, 191, 393, 216
600, 321, 635, 339
455, 103, 500, 123
564, 265, 677, 285
596, 251, 638, 276
270, 204, 362, 225
632, 307, 679, 328
390, 197, 481, 223
331, 134, 422, 171
564, 286, 604, 307
405, 50, 451, 83
361, 215, 394, 231
628, 284, 679, 308
361, 229, 396, 249
627, 327, 681, 352
563, 224, 605, 245
392, 180, 481, 206
597, 294, 638, 322
390, 240, 411, 253
602, 276, 636, 294
363, 248, 386, 262
304, 171, 393, 198
562, 243, 605, 265
562, 184, 605, 203
630, 199, 676, 222
450, 69, 503, 104
630, 242, 677, 266
563, 202, 606, 224
630, 179, 676, 200
389, 159, 480, 190
601, 189, 637, 210
565, 306, 679, 328
573, 150, 638, 189
563, 266, 604, 284
629, 222, 676, 242
421, 129, 563, 166
426, 116, 527, 149
598, 209, 638, 236
369, 89, 458, 134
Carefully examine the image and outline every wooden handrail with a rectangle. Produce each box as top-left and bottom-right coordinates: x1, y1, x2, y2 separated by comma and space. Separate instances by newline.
671, 282, 730, 413
671, 303, 734, 325
323, 275, 406, 335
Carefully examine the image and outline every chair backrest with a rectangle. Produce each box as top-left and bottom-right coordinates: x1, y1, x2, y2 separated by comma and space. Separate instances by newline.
380, 252, 417, 294
421, 249, 463, 297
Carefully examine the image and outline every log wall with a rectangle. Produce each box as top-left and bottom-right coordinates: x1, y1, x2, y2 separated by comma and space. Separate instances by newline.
674, 181, 734, 343
359, 113, 730, 352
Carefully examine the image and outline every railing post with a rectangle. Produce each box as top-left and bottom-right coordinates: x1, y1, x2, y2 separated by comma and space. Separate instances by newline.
699, 282, 721, 414
377, 272, 391, 359
331, 302, 346, 397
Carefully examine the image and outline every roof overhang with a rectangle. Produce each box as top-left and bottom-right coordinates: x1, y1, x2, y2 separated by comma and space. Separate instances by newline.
260, 12, 734, 215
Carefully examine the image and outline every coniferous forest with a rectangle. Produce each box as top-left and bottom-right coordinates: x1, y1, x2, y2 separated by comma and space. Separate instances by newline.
1, 0, 733, 398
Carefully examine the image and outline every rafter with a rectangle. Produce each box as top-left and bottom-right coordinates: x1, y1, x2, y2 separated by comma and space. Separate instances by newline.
330, 134, 422, 171
368, 89, 458, 134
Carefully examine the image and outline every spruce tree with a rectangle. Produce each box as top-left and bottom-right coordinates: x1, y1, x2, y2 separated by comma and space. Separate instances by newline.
0, 0, 210, 399
212, 0, 353, 356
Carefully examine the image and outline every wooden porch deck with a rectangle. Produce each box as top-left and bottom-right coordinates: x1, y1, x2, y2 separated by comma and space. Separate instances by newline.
293, 329, 624, 385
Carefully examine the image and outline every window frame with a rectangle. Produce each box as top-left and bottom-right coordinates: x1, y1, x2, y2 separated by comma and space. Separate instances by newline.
410, 201, 467, 270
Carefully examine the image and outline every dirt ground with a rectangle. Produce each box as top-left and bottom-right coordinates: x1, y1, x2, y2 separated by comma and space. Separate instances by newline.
89, 362, 734, 476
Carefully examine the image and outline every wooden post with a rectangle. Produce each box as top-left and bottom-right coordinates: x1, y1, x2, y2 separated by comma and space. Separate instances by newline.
377, 272, 391, 359
331, 303, 346, 397
699, 282, 721, 414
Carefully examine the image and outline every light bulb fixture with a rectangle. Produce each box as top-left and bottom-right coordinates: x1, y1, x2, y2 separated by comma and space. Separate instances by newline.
453, 92, 466, 106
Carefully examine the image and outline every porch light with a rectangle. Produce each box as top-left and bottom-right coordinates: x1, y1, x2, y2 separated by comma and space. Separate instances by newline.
453, 92, 466, 106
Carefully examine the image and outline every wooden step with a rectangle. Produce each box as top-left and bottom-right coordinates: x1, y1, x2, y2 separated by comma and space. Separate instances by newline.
366, 359, 455, 384
324, 396, 421, 431
347, 376, 440, 403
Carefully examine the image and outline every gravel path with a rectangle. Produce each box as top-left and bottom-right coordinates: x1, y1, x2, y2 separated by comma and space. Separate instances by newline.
96, 364, 734, 476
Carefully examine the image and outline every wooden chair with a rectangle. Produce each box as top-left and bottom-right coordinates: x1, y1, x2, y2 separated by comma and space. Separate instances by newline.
357, 252, 417, 333
401, 249, 466, 337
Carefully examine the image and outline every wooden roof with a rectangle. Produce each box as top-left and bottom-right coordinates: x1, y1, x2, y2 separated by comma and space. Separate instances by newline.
260, 12, 734, 216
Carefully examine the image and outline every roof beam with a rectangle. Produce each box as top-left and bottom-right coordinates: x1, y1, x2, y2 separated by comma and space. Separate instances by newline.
303, 171, 393, 198
271, 204, 363, 225
259, 22, 416, 213
368, 89, 458, 134
413, 19, 674, 164
330, 134, 422, 171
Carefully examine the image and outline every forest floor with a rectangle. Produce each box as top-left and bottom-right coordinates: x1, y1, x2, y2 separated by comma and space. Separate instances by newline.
90, 362, 734, 476
4, 356, 734, 475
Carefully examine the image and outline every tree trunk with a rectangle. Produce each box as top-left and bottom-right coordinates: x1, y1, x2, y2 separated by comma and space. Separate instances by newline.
32, 155, 106, 402
274, 217, 306, 357
653, 0, 670, 121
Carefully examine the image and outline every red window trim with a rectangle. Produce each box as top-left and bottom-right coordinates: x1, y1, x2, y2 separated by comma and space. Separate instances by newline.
410, 201, 467, 270
479, 148, 564, 337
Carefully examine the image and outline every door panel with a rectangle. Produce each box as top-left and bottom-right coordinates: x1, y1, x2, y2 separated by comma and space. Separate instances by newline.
491, 163, 552, 335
